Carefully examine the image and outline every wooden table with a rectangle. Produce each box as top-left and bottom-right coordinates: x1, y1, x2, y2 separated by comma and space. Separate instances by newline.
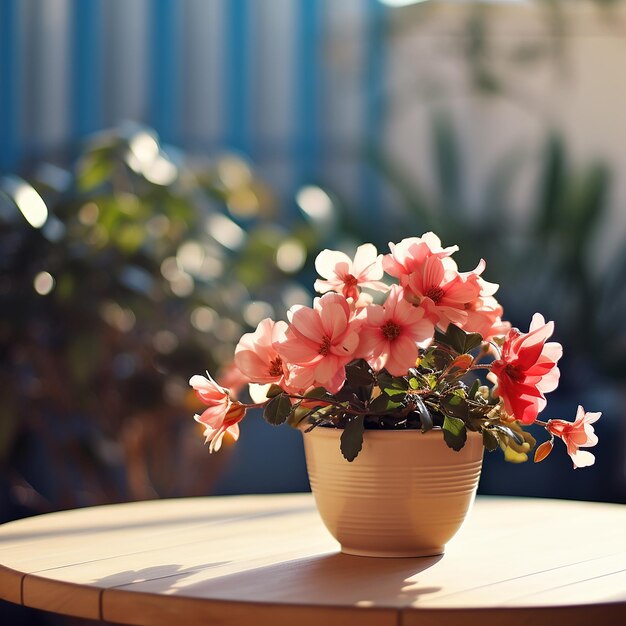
0, 494, 624, 626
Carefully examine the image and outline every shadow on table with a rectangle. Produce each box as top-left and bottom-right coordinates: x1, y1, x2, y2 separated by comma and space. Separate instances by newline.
95, 553, 443, 608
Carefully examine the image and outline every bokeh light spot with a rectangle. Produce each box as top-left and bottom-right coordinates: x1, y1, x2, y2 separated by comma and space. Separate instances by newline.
243, 301, 275, 327
217, 155, 252, 190
14, 182, 48, 228
296, 185, 333, 222
153, 330, 179, 354
227, 188, 260, 218
177, 241, 205, 275
275, 239, 306, 273
206, 214, 246, 250
191, 306, 217, 332
169, 272, 194, 297
33, 271, 55, 295
78, 202, 99, 226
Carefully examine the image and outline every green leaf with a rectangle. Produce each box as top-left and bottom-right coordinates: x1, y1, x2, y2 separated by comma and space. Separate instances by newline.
304, 387, 328, 399
435, 324, 482, 355
369, 393, 404, 414
345, 360, 375, 387
77, 153, 115, 192
413, 397, 433, 433
408, 377, 420, 390
492, 424, 524, 446
469, 378, 481, 401
482, 429, 500, 452
287, 402, 320, 428
266, 384, 284, 399
340, 414, 365, 462
263, 393, 292, 426
377, 371, 408, 396
442, 391, 469, 419
443, 416, 467, 451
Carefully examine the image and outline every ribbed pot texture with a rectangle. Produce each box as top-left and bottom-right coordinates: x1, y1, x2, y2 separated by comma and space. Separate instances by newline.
303, 427, 484, 558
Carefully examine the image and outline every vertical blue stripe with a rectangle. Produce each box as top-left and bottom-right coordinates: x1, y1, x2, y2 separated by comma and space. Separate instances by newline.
294, 0, 322, 185
225, 0, 250, 154
149, 0, 180, 144
71, 0, 103, 140
362, 0, 387, 217
0, 0, 19, 172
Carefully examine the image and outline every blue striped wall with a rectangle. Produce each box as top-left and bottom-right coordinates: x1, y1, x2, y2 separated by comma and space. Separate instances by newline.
0, 0, 19, 171
0, 0, 388, 206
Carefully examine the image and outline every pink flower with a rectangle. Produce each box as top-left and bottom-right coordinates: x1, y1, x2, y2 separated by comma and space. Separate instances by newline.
405, 256, 484, 329
547, 406, 601, 469
358, 285, 434, 375
460, 272, 509, 340
383, 233, 458, 286
314, 244, 388, 300
490, 314, 562, 424
462, 294, 510, 340
276, 293, 361, 394
234, 318, 290, 386
216, 362, 250, 398
190, 373, 245, 452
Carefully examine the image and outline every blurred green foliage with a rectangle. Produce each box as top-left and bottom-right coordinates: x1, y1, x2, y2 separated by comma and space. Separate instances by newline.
0, 125, 322, 511
369, 115, 625, 383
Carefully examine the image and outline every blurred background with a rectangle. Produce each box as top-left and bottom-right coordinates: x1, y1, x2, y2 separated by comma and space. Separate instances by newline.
1, 0, 625, 621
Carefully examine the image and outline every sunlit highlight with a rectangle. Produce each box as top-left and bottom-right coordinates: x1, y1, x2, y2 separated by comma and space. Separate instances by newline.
206, 214, 246, 250
169, 272, 195, 297
15, 183, 48, 228
191, 306, 217, 332
216, 156, 252, 190
144, 155, 178, 186
33, 272, 55, 295
177, 241, 205, 274
275, 239, 306, 273
296, 186, 333, 222
243, 301, 275, 327
227, 188, 260, 218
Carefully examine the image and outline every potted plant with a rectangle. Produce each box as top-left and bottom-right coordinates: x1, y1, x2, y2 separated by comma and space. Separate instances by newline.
189, 233, 601, 557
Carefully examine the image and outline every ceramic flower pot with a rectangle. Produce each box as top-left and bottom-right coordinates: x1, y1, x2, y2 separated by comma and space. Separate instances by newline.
303, 427, 484, 557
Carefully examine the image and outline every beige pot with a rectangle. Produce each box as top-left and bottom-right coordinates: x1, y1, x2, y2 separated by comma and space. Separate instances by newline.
303, 427, 484, 558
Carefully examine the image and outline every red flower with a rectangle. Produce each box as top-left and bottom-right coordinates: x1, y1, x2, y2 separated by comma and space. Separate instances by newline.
490, 314, 562, 424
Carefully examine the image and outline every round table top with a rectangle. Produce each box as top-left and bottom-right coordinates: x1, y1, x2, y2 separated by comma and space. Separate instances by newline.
0, 494, 624, 626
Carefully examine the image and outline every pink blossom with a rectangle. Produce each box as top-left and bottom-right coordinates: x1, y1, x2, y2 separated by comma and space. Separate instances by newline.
190, 373, 245, 452
196, 404, 245, 453
383, 233, 458, 286
462, 294, 511, 340
547, 406, 601, 469
358, 285, 434, 375
216, 362, 250, 398
490, 314, 562, 424
404, 256, 484, 329
276, 293, 361, 393
190, 373, 231, 423
234, 318, 290, 386
314, 244, 388, 300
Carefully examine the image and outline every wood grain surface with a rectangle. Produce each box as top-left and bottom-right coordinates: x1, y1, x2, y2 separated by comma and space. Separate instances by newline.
0, 494, 624, 625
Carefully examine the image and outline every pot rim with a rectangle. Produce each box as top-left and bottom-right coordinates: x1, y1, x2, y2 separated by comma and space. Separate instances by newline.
303, 426, 482, 441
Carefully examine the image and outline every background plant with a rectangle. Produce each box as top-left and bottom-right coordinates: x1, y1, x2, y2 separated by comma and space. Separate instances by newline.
0, 125, 322, 518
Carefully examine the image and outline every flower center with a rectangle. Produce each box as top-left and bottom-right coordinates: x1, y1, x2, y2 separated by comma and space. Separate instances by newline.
424, 286, 445, 304
269, 357, 283, 377
503, 363, 523, 382
319, 335, 332, 356
344, 274, 358, 288
381, 320, 401, 341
